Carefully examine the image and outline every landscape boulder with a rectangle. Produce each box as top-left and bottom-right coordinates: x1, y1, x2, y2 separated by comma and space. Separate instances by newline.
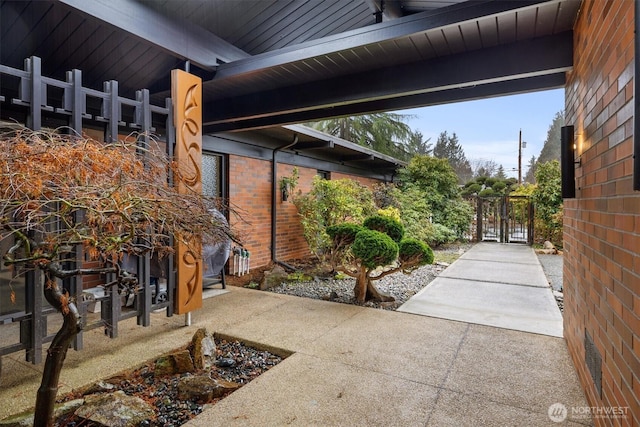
176, 375, 240, 402
74, 391, 154, 427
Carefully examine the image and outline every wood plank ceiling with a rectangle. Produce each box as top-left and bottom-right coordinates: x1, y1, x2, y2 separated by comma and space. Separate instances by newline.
1, 0, 581, 133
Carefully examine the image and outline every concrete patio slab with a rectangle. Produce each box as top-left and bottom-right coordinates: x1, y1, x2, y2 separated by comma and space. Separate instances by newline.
219, 295, 363, 352
398, 242, 562, 337
398, 276, 563, 337
438, 258, 550, 287
0, 251, 591, 426
185, 352, 440, 427
426, 390, 590, 427
443, 324, 590, 422
304, 308, 469, 387
458, 242, 543, 264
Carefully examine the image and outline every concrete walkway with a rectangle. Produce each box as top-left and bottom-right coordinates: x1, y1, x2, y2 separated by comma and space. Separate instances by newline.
0, 245, 591, 426
399, 242, 563, 337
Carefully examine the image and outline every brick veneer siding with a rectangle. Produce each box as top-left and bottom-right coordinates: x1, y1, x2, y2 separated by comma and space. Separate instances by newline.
228, 155, 274, 269
564, 1, 640, 424
228, 155, 387, 271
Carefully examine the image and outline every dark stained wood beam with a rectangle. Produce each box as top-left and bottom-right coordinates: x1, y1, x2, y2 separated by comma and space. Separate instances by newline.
57, 0, 249, 68
203, 32, 572, 131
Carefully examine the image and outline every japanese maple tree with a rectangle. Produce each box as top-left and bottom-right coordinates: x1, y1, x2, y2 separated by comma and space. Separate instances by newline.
0, 127, 232, 426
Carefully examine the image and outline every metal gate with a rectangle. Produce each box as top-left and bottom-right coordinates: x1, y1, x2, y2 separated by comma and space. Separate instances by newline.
476, 195, 533, 244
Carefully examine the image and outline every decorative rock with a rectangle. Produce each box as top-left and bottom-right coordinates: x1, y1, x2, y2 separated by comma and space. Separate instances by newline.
154, 350, 195, 377
536, 241, 559, 254
259, 265, 288, 290
74, 391, 154, 427
189, 328, 216, 370
216, 357, 236, 368
172, 349, 195, 374
0, 400, 85, 427
322, 290, 339, 301
154, 355, 175, 377
81, 380, 116, 395
176, 375, 240, 402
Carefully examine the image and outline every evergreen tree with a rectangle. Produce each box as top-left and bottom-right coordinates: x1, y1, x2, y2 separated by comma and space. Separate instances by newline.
433, 131, 472, 183
405, 130, 432, 157
524, 155, 537, 184
306, 112, 414, 161
495, 164, 507, 179
537, 111, 563, 164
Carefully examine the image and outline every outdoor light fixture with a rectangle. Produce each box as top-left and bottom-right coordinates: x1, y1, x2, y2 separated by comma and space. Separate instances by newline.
561, 125, 576, 198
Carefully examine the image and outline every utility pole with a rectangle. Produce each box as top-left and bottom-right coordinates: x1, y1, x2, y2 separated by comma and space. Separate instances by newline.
517, 130, 526, 185
518, 129, 522, 185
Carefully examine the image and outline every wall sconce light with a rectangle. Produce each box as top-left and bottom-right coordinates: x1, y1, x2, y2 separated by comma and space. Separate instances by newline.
561, 125, 576, 198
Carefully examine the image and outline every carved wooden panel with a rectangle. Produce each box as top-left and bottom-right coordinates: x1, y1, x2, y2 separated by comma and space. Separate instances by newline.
171, 69, 203, 314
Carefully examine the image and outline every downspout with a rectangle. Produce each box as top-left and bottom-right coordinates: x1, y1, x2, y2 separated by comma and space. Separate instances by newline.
271, 134, 298, 267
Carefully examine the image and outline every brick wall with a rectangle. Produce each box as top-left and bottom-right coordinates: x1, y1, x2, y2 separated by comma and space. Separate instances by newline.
564, 1, 639, 424
276, 164, 316, 261
228, 156, 388, 270
228, 155, 274, 269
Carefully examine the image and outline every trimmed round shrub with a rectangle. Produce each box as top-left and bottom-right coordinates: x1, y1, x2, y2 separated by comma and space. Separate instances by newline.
492, 181, 507, 192
326, 223, 365, 244
351, 229, 398, 269
478, 188, 495, 197
484, 177, 497, 187
398, 238, 434, 266
467, 183, 482, 194
362, 215, 405, 242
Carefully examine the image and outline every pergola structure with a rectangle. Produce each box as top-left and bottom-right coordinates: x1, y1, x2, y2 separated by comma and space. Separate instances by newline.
3, 0, 579, 133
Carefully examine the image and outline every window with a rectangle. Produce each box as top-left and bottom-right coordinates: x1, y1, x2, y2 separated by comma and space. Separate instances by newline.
317, 170, 330, 180
202, 153, 226, 198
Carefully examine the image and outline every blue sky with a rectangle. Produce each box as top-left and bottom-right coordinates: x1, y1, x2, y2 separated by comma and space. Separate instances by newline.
395, 88, 565, 178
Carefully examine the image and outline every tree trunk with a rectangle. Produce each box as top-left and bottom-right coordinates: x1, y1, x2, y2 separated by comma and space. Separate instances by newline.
353, 268, 368, 303
33, 272, 82, 427
353, 268, 395, 303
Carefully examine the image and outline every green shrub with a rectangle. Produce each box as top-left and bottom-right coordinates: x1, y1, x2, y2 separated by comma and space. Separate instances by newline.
466, 183, 482, 194
478, 188, 495, 197
492, 181, 506, 192
326, 223, 365, 244
351, 229, 398, 269
377, 206, 401, 222
363, 215, 405, 242
398, 238, 434, 265
293, 177, 376, 259
533, 160, 563, 246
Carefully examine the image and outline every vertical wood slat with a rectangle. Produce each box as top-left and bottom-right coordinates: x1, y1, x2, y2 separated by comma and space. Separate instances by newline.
21, 270, 43, 364
165, 98, 176, 318
26, 56, 42, 131
103, 80, 120, 143
136, 88, 153, 326
65, 69, 84, 133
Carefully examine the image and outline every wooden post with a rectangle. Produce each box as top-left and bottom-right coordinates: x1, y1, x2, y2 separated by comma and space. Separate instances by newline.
171, 69, 203, 315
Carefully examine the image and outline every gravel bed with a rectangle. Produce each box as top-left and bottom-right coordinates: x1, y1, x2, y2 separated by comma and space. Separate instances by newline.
268, 244, 471, 310
55, 338, 282, 427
